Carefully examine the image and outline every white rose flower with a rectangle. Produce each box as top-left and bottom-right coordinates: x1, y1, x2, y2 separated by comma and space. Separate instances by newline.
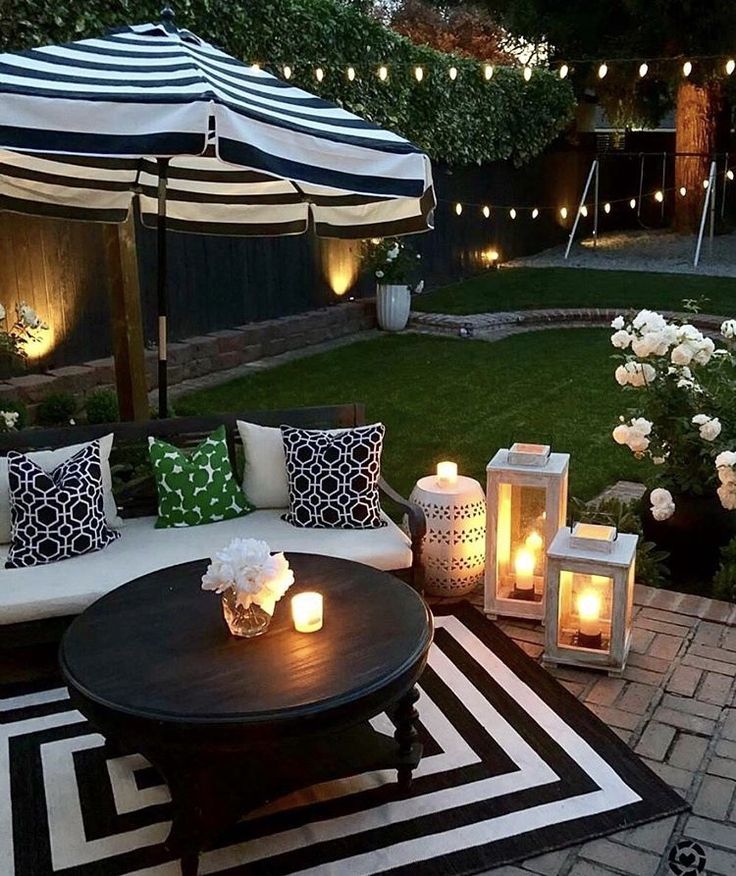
633, 310, 667, 333
1, 410, 19, 431
628, 433, 650, 453
692, 414, 710, 425
716, 450, 736, 469
721, 319, 736, 340
701, 418, 722, 441
718, 466, 736, 485
611, 315, 625, 330
631, 417, 653, 435
677, 324, 702, 342
692, 337, 715, 365
650, 488, 675, 521
612, 424, 630, 445
717, 483, 736, 511
671, 343, 694, 366
614, 365, 630, 386
375, 270, 384, 278
631, 334, 657, 357
652, 503, 675, 521
611, 330, 633, 350
653, 456, 666, 465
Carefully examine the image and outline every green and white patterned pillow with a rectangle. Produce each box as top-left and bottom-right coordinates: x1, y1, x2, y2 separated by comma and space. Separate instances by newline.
149, 426, 253, 528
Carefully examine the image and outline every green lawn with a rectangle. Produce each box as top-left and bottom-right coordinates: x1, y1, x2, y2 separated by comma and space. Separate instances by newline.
413, 267, 736, 316
177, 329, 650, 502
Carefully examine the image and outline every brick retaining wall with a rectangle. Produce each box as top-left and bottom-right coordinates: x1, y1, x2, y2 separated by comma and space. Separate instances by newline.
1, 299, 375, 419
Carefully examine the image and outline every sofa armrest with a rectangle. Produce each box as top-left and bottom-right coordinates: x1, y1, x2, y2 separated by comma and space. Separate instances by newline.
379, 477, 425, 593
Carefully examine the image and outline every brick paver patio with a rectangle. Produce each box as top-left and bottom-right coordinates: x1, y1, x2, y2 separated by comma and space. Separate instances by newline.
445, 584, 736, 876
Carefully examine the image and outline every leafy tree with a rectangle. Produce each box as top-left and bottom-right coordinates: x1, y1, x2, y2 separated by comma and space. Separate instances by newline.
479, 0, 736, 229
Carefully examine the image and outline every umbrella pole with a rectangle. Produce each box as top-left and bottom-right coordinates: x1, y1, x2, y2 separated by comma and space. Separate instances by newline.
157, 158, 170, 419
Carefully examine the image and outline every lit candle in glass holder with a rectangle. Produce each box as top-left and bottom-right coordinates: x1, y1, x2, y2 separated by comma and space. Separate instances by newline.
577, 589, 602, 648
514, 548, 535, 598
436, 461, 458, 487
291, 592, 323, 633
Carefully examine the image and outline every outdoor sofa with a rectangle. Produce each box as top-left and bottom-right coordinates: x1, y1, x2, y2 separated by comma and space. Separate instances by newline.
0, 404, 425, 647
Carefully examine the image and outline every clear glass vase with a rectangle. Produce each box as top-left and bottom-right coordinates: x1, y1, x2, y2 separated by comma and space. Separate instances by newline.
221, 589, 271, 638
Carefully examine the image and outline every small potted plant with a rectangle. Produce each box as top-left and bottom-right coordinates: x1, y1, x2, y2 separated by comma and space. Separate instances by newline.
362, 238, 422, 332
0, 301, 50, 379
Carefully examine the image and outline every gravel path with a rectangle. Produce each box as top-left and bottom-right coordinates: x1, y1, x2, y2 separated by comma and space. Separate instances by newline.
508, 229, 736, 277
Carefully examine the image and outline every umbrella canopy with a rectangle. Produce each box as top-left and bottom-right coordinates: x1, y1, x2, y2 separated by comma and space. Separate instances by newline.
0, 14, 435, 238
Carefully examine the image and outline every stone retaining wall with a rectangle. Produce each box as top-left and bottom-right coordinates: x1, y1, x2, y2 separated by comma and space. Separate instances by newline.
1, 299, 375, 419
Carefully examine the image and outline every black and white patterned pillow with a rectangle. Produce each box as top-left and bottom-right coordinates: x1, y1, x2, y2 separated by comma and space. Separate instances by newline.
5, 442, 120, 568
281, 424, 387, 529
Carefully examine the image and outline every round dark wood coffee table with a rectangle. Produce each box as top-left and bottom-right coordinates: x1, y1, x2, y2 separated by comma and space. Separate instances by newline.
60, 552, 433, 876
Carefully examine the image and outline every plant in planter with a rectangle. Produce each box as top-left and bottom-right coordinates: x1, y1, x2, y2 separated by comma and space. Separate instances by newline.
609, 308, 736, 585
0, 301, 50, 378
361, 238, 422, 332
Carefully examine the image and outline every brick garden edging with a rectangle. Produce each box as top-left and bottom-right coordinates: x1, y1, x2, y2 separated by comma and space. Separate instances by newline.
0, 299, 375, 419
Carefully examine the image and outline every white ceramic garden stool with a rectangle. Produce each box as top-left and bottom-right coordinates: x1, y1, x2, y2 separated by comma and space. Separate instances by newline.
376, 284, 411, 331
409, 475, 486, 597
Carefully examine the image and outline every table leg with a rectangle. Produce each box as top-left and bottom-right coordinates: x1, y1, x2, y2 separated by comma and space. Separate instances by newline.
394, 686, 421, 792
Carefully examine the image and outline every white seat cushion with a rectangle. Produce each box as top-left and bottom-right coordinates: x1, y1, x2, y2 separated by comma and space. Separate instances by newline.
0, 511, 412, 625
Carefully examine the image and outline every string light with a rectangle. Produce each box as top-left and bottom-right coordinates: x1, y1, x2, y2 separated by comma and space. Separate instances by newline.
604, 202, 611, 213
679, 186, 687, 196
629, 198, 636, 209
449, 66, 458, 81
579, 205, 588, 217
484, 64, 494, 80
560, 206, 568, 219
482, 205, 491, 218
532, 207, 539, 218
559, 64, 569, 79
683, 61, 692, 77
378, 65, 388, 81
728, 59, 736, 75
598, 63, 608, 79
251, 62, 261, 70
703, 179, 710, 188
347, 66, 356, 81
414, 66, 424, 82
728, 170, 735, 181
509, 208, 517, 219
455, 202, 462, 215
523, 66, 532, 82
639, 63, 648, 78
283, 65, 292, 80
654, 190, 664, 202
315, 67, 324, 82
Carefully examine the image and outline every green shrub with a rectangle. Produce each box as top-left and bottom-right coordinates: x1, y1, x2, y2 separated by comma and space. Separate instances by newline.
36, 392, 78, 427
85, 389, 119, 425
569, 496, 671, 589
713, 537, 736, 603
0, 398, 28, 430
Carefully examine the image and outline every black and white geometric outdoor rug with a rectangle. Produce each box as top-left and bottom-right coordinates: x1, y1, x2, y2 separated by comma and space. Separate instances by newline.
1, 603, 686, 875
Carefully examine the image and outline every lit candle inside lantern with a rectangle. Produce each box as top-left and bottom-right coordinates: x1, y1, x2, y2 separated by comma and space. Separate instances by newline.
577, 589, 602, 638
525, 530, 543, 553
291, 592, 323, 633
436, 461, 458, 487
514, 548, 535, 594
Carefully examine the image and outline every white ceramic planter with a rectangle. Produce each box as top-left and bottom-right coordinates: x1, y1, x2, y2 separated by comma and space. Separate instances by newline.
376, 284, 411, 332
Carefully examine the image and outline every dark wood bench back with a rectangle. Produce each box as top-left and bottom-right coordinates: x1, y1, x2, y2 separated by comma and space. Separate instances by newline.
0, 404, 366, 519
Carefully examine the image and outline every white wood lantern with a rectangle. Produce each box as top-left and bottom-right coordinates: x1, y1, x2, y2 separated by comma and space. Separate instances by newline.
484, 444, 569, 621
543, 523, 638, 676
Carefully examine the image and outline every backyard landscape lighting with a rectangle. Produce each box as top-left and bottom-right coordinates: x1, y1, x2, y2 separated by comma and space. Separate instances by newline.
523, 66, 532, 81
532, 208, 539, 218
654, 190, 664, 202
560, 206, 568, 218
291, 592, 324, 633
482, 205, 491, 218
604, 202, 611, 213
728, 170, 735, 181
484, 64, 494, 79
347, 66, 355, 81
449, 66, 458, 80
638, 63, 648, 78
559, 64, 569, 79
414, 66, 424, 82
597, 63, 608, 79
315, 67, 324, 82
509, 208, 517, 219
727, 59, 735, 75
378, 65, 388, 80
683, 60, 692, 76
629, 198, 636, 209
679, 186, 687, 196
282, 65, 292, 79
436, 461, 458, 487
579, 205, 588, 217
455, 202, 463, 215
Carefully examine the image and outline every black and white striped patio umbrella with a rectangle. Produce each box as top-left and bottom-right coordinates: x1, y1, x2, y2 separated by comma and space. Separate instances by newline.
0, 8, 435, 414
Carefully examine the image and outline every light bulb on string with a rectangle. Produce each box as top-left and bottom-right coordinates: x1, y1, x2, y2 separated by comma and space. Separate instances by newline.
347, 66, 356, 82
683, 61, 692, 77
250, 62, 261, 71
727, 59, 735, 76
414, 66, 424, 82
509, 208, 517, 219
639, 63, 648, 78
482, 205, 491, 219
604, 202, 611, 214
679, 186, 687, 196
580, 205, 588, 217
532, 207, 539, 219
449, 66, 458, 81
559, 206, 568, 219
727, 170, 735, 181
654, 190, 664, 203
283, 65, 292, 80
484, 64, 494, 80
315, 67, 324, 82
455, 203, 463, 216
629, 198, 636, 209
598, 63, 608, 79
378, 65, 388, 81
559, 64, 569, 79
523, 66, 532, 82
703, 179, 710, 189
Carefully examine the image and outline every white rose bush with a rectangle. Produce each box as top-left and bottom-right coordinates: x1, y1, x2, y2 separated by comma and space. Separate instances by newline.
610, 308, 736, 515
0, 300, 50, 378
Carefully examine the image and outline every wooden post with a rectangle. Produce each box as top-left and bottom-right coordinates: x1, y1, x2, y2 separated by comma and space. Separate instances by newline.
104, 214, 148, 422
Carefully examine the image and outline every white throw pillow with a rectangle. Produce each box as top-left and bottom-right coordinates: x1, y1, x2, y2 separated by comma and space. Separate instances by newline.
0, 433, 121, 543
236, 421, 378, 509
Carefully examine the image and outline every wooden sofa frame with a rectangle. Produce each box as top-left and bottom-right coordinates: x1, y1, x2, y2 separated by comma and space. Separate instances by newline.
0, 403, 425, 648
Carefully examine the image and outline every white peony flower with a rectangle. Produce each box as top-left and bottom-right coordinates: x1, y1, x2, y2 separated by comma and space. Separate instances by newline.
650, 487, 675, 521
611, 315, 625, 330
611, 330, 633, 350
721, 319, 736, 340
717, 483, 736, 511
201, 538, 294, 615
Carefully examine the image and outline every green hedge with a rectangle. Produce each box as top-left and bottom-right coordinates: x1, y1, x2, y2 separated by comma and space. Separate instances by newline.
2, 0, 575, 167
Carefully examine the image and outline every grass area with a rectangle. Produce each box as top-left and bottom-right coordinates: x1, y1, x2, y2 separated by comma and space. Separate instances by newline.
177, 328, 651, 503
412, 267, 736, 316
